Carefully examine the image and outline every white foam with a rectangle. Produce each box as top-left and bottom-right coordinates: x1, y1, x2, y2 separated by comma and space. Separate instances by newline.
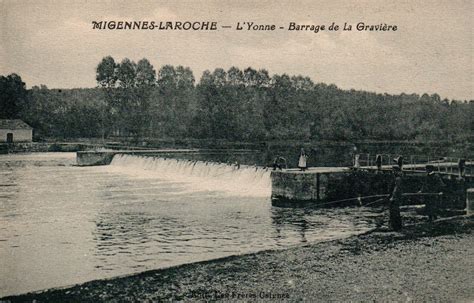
108, 155, 272, 197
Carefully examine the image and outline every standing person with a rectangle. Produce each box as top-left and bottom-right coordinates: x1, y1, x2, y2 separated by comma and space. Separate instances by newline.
353, 154, 361, 169
298, 148, 308, 171
458, 158, 466, 178
388, 168, 403, 231
351, 145, 359, 168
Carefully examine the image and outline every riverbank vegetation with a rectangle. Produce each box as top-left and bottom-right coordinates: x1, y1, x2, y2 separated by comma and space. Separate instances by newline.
1, 57, 472, 142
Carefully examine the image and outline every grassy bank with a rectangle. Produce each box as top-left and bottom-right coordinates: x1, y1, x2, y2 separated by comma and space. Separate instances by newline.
2, 216, 472, 302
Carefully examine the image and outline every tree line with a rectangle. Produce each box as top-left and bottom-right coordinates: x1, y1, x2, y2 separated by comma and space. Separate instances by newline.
1, 56, 473, 142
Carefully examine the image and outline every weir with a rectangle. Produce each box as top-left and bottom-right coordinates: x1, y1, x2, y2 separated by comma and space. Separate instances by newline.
77, 149, 200, 166
76, 148, 260, 166
76, 151, 473, 208
109, 154, 271, 197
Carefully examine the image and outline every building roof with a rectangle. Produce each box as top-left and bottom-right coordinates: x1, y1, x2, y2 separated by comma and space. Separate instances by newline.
0, 119, 33, 130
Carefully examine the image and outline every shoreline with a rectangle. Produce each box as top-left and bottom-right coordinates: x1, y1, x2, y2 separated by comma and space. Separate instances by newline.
2, 216, 473, 302
0, 226, 377, 299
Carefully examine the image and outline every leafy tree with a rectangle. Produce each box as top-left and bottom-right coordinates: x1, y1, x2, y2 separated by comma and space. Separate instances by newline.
96, 56, 117, 88
5, 61, 471, 143
117, 58, 137, 88
154, 65, 196, 137
136, 58, 156, 87
0, 74, 27, 119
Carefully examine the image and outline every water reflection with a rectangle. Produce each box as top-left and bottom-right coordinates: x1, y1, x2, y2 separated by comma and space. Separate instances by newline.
0, 153, 375, 297
271, 207, 312, 243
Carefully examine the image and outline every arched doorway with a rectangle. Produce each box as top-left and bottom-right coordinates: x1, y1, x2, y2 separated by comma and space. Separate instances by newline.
6, 133, 13, 143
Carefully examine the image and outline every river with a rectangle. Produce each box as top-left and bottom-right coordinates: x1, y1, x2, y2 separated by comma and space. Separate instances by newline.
1, 152, 379, 296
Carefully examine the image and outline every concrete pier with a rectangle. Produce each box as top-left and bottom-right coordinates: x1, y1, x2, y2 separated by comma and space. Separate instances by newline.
271, 166, 474, 207
76, 151, 116, 166
271, 167, 350, 204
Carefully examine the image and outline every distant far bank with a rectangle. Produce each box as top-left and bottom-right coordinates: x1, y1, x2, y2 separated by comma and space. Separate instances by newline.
2, 68, 473, 146
2, 137, 473, 149
2, 139, 472, 163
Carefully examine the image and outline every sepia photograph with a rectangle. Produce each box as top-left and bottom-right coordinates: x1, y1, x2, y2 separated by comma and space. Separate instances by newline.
0, 0, 473, 302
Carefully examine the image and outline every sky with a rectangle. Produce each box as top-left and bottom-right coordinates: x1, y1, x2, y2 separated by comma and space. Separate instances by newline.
1, 0, 472, 100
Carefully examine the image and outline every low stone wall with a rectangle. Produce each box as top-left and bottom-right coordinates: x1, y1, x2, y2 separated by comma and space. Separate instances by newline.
271, 171, 318, 201
271, 169, 472, 208
271, 170, 347, 204
1, 142, 101, 153
76, 151, 116, 166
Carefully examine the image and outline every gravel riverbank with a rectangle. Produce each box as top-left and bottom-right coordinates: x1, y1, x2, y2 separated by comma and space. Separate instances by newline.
2, 216, 473, 302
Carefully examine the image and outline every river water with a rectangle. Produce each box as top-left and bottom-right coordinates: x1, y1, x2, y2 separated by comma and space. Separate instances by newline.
0, 152, 375, 296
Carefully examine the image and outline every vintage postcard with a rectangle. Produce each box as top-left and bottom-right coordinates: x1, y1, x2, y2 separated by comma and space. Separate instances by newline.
0, 0, 473, 301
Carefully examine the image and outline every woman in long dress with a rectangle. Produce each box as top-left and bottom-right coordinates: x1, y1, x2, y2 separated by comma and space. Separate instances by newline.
298, 148, 308, 171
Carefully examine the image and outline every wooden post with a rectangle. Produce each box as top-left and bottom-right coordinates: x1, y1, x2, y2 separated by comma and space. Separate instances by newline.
376, 154, 382, 171
466, 189, 474, 215
316, 173, 320, 201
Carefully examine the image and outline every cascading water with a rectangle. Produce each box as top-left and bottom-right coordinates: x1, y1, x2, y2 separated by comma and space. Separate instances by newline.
0, 153, 377, 296
109, 154, 272, 197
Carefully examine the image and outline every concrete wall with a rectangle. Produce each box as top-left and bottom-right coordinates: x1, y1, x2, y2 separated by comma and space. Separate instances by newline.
271, 171, 346, 204
76, 151, 116, 166
271, 169, 473, 208
271, 171, 319, 202
0, 129, 32, 142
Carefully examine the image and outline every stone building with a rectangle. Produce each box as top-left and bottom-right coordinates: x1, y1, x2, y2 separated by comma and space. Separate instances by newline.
0, 119, 33, 143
